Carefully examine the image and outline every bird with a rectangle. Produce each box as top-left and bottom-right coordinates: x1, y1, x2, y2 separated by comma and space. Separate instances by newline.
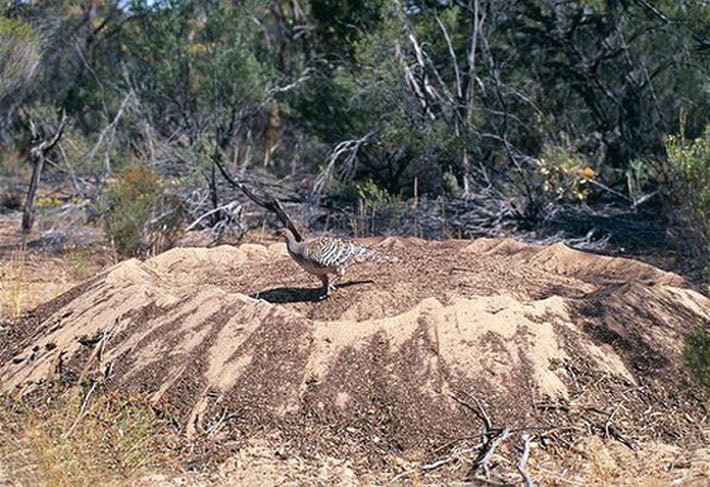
278, 228, 397, 298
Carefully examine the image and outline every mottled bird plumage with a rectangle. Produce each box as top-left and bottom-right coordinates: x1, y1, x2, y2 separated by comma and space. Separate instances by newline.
280, 228, 397, 297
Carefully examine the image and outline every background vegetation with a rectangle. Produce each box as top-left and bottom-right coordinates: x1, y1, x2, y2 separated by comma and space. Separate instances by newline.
0, 0, 709, 272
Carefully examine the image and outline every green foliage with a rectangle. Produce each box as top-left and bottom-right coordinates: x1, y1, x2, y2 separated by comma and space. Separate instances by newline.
664, 126, 710, 268
125, 0, 268, 138
536, 143, 596, 202
295, 3, 465, 195
310, 0, 384, 58
685, 326, 710, 390
2, 0, 710, 239
354, 179, 398, 209
103, 165, 183, 257
327, 178, 398, 208
0, 16, 40, 99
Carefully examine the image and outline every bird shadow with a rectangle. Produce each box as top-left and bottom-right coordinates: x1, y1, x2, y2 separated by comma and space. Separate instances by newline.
251, 280, 374, 304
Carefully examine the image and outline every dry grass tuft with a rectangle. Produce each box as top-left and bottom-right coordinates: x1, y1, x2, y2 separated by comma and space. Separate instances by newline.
0, 242, 29, 320
0, 241, 111, 321
0, 385, 182, 487
531, 436, 710, 487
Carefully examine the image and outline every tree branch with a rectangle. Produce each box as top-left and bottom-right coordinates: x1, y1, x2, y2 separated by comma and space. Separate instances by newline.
211, 153, 303, 241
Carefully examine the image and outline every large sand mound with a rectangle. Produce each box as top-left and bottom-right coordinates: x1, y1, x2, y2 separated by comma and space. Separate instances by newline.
1, 237, 709, 477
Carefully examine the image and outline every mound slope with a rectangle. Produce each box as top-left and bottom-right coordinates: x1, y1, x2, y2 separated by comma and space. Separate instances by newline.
1, 237, 709, 473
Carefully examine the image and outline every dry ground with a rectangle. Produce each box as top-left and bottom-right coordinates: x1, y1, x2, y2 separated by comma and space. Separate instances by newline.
1, 208, 710, 486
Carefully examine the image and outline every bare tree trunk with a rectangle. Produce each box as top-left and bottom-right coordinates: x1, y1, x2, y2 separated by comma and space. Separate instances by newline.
20, 110, 68, 234
21, 155, 44, 233
208, 159, 221, 226
461, 0, 483, 195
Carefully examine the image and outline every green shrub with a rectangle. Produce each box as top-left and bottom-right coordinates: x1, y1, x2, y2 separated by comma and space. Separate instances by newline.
103, 165, 183, 258
0, 17, 41, 98
354, 179, 398, 210
685, 326, 710, 389
664, 126, 710, 274
535, 143, 596, 202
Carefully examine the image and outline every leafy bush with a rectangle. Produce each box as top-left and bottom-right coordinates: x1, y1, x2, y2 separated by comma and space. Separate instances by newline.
685, 326, 710, 389
354, 179, 399, 210
0, 17, 41, 99
536, 143, 596, 202
103, 165, 183, 258
664, 127, 710, 273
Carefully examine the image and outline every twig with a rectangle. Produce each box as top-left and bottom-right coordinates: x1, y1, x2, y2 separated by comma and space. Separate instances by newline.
471, 426, 511, 479
62, 381, 97, 439
422, 456, 457, 471
517, 434, 535, 487
390, 469, 415, 483
185, 200, 241, 231
450, 392, 493, 431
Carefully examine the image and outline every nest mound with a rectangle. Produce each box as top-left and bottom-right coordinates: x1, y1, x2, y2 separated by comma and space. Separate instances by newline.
1, 237, 708, 477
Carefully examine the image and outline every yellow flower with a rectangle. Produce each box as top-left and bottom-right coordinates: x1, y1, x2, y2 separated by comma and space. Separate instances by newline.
581, 166, 595, 179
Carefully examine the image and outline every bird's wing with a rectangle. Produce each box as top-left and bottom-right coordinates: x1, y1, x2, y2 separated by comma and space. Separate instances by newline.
304, 237, 375, 267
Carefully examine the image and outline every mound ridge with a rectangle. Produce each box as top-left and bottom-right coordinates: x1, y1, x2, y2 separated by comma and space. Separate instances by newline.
1, 237, 708, 468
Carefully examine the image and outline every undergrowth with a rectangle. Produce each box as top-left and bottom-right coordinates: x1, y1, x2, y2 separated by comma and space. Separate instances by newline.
0, 384, 180, 487
664, 124, 710, 280
685, 326, 710, 390
103, 164, 184, 258
0, 242, 27, 320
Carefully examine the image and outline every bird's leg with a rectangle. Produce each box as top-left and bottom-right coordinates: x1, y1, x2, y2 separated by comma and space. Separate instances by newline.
319, 274, 335, 298
335, 266, 346, 285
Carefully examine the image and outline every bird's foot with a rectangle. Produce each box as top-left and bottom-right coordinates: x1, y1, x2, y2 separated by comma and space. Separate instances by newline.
319, 282, 337, 299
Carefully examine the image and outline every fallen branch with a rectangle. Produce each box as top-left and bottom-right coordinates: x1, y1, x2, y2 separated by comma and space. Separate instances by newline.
517, 434, 535, 487
450, 392, 493, 431
470, 426, 511, 479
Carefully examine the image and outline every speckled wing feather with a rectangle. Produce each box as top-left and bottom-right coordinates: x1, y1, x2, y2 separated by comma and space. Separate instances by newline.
303, 237, 394, 268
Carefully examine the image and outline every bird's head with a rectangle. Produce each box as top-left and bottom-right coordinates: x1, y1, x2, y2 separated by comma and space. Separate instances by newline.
275, 228, 292, 242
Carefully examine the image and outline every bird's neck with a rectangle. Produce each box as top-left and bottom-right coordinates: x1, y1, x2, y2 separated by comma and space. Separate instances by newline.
284, 229, 302, 253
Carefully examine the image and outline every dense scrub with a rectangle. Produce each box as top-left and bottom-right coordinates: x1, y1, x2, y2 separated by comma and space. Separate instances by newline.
0, 1, 708, 271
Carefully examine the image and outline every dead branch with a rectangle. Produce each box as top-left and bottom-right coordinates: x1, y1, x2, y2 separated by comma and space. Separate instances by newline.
82, 89, 134, 176
312, 129, 378, 196
451, 392, 508, 480
21, 109, 68, 233
450, 392, 493, 431
517, 434, 535, 487
470, 426, 511, 479
185, 200, 241, 232
212, 152, 303, 240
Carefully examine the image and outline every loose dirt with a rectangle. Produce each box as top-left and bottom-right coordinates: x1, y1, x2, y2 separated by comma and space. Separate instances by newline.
1, 236, 709, 484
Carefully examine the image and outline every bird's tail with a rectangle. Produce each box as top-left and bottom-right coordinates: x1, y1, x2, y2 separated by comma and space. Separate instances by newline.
351, 244, 399, 264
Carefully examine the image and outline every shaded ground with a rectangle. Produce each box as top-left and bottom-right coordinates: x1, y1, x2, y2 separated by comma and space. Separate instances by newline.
1, 233, 709, 484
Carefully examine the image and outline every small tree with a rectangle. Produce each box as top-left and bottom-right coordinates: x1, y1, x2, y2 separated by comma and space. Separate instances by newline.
0, 17, 69, 233
21, 110, 67, 233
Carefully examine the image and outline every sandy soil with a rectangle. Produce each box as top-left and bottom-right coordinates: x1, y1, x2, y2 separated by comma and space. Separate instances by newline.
1, 235, 709, 485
